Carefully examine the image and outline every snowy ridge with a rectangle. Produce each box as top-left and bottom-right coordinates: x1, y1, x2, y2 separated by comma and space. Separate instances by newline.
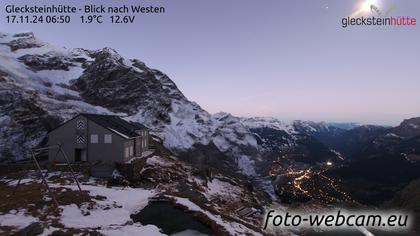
0, 32, 115, 118
240, 117, 296, 135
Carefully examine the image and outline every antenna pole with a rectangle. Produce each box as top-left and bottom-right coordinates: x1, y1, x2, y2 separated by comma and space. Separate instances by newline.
30, 149, 59, 207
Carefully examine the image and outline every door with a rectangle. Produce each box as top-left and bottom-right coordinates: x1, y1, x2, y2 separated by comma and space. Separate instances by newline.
75, 148, 87, 162
75, 148, 82, 162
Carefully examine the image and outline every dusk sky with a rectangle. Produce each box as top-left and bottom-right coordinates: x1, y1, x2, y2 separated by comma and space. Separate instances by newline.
2, 0, 420, 125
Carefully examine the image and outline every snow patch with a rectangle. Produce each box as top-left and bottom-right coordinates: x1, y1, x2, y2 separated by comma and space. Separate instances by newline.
61, 203, 129, 228
241, 117, 296, 134
57, 184, 156, 229
0, 211, 37, 229
146, 156, 174, 168
205, 179, 242, 200
236, 155, 257, 176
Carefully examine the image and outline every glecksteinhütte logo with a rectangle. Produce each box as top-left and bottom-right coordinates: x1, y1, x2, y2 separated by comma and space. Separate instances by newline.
342, 0, 416, 28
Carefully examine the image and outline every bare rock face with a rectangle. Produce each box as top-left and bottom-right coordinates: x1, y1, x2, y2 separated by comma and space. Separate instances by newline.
18, 54, 74, 71
0, 80, 61, 160
0, 70, 7, 82
6, 32, 44, 51
392, 117, 420, 139
391, 178, 420, 210
71, 48, 176, 124
18, 222, 44, 236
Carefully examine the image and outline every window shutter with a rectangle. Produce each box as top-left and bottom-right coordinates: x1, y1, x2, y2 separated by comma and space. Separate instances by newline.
76, 120, 85, 129
76, 135, 86, 144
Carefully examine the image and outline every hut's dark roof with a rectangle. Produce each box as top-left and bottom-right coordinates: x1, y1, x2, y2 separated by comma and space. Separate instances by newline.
49, 113, 148, 139
81, 113, 147, 138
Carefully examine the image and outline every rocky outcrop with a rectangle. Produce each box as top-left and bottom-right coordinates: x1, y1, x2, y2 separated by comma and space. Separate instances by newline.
18, 54, 74, 71
5, 32, 44, 51
392, 117, 420, 139
0, 80, 61, 160
71, 48, 175, 124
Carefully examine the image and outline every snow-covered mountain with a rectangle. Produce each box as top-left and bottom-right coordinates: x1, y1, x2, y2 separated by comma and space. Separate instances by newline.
3, 32, 400, 175
0, 32, 260, 175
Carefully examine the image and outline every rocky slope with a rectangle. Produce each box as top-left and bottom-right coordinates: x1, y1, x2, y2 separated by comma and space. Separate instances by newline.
0, 144, 269, 235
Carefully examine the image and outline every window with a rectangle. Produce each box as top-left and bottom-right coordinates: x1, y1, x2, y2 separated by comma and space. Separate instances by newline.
90, 134, 98, 143
143, 131, 148, 148
129, 146, 134, 157
104, 134, 112, 143
125, 145, 134, 158
124, 147, 130, 159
